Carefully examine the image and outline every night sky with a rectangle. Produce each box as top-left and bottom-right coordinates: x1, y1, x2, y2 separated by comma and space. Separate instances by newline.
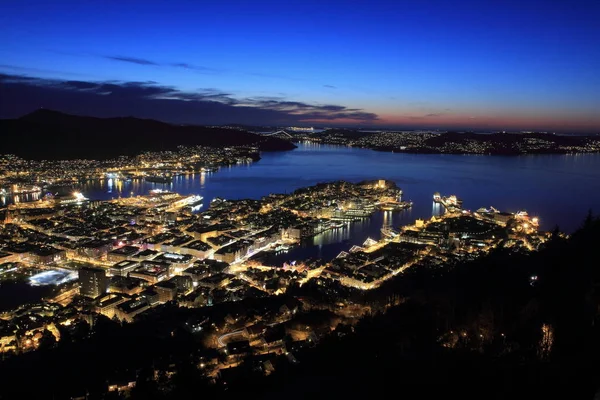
1, 0, 599, 132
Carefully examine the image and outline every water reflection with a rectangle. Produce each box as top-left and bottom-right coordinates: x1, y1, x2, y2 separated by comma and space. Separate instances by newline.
382, 210, 393, 227
312, 223, 353, 246
264, 209, 414, 265
9, 191, 41, 204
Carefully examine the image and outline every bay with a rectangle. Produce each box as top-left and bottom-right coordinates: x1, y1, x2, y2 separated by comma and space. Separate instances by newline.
73, 143, 600, 262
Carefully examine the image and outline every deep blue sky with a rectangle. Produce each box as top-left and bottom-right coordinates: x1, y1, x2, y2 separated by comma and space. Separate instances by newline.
1, 0, 599, 131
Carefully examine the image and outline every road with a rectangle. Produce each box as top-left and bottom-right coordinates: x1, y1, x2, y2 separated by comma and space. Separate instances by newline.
217, 329, 245, 347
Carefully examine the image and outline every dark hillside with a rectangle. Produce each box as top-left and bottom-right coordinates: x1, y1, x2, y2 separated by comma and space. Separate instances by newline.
2, 109, 296, 159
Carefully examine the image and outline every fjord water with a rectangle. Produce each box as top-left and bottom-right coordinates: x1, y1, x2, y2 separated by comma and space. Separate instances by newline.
76, 143, 600, 262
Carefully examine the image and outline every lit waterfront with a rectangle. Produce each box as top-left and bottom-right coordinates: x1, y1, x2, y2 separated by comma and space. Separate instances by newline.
53, 143, 600, 234
5, 142, 595, 270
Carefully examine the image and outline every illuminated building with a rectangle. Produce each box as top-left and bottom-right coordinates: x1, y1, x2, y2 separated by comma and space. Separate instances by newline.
79, 266, 108, 299
154, 281, 178, 303
96, 294, 128, 319
107, 245, 140, 263
115, 298, 150, 323
77, 240, 112, 260
108, 276, 144, 295
129, 261, 170, 284
109, 260, 140, 277
214, 240, 254, 264
29, 246, 66, 264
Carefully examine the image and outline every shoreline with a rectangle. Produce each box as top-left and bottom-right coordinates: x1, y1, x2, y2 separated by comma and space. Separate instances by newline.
301, 141, 600, 156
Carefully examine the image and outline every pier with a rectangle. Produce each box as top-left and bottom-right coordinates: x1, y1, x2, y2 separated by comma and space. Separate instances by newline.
433, 192, 462, 213
377, 200, 413, 211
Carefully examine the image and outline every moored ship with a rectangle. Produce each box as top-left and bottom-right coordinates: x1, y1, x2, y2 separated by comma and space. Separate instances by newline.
10, 184, 42, 195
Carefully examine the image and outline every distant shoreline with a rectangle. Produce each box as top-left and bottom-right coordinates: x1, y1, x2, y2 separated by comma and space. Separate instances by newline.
364, 145, 600, 156
288, 129, 600, 156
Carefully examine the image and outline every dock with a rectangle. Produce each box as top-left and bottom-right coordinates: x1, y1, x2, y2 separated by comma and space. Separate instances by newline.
433, 192, 462, 213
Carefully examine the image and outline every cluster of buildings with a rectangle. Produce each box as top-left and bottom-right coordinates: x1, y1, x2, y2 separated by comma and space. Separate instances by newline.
265, 179, 404, 223
0, 180, 399, 350
0, 178, 551, 389
353, 131, 437, 150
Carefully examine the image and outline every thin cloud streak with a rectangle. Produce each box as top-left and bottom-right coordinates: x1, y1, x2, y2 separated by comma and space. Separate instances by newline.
170, 62, 222, 73
106, 56, 158, 65
104, 54, 307, 81
0, 73, 379, 125
105, 55, 223, 73
407, 113, 445, 120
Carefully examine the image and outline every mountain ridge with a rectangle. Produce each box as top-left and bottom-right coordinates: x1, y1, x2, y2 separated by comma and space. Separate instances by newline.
2, 109, 296, 160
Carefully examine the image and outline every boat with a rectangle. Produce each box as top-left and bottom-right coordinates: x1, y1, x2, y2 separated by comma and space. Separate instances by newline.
189, 195, 203, 206
10, 184, 42, 195
187, 195, 204, 211
381, 226, 399, 238
378, 200, 413, 211
52, 191, 88, 205
275, 244, 292, 252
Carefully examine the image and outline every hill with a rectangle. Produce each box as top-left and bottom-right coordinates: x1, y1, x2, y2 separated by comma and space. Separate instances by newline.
1, 109, 296, 160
